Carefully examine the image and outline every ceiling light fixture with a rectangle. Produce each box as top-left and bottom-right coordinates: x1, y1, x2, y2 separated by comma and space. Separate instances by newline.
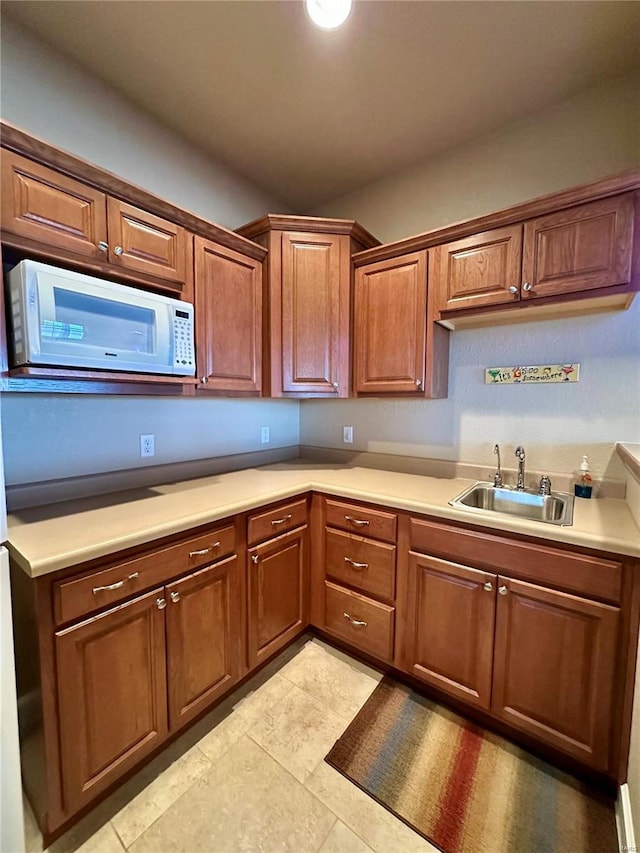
305, 0, 352, 30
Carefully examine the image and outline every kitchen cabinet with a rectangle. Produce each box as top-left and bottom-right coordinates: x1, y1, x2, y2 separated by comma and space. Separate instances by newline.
194, 236, 262, 394
353, 251, 449, 397
55, 588, 169, 815
2, 151, 193, 293
248, 523, 308, 668
236, 215, 379, 398
405, 517, 623, 772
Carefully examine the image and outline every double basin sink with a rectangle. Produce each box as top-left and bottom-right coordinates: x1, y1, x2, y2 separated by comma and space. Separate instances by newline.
449, 482, 575, 526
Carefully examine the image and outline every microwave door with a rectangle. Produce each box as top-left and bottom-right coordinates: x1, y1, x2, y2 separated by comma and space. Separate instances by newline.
35, 274, 172, 373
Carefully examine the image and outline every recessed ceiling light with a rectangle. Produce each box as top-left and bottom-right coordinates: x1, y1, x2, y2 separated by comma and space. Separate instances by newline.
305, 0, 352, 30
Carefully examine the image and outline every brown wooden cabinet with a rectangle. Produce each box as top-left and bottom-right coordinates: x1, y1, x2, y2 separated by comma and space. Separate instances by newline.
353, 251, 449, 397
236, 215, 379, 398
194, 236, 262, 394
55, 589, 169, 814
2, 151, 193, 291
406, 552, 495, 709
166, 555, 243, 730
247, 524, 308, 667
492, 576, 619, 770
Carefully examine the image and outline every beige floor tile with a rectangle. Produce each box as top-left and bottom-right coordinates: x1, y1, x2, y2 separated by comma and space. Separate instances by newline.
23, 794, 42, 853
306, 761, 438, 853
248, 683, 348, 782
197, 671, 295, 763
111, 745, 211, 848
318, 820, 373, 853
279, 640, 382, 721
130, 736, 337, 853
66, 824, 124, 853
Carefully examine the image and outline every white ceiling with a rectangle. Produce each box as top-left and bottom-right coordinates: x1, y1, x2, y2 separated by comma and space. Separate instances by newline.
3, 1, 640, 210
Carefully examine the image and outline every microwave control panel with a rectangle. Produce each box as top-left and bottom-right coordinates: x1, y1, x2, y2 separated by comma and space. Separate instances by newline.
173, 308, 196, 375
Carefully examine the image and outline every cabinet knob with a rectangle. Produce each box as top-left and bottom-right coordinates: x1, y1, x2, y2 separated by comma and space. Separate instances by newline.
251, 554, 259, 564
200, 376, 209, 384
332, 382, 339, 390
522, 282, 533, 292
483, 581, 493, 592
114, 245, 124, 256
170, 591, 180, 603
97, 241, 109, 253
498, 585, 508, 596
508, 285, 518, 295
156, 597, 167, 610
415, 379, 422, 388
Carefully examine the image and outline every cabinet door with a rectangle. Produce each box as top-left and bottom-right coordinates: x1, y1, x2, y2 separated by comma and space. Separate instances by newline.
55, 589, 168, 814
354, 252, 427, 394
433, 224, 523, 313
492, 577, 619, 771
195, 236, 262, 394
107, 198, 192, 287
1, 150, 108, 259
280, 231, 348, 396
406, 552, 495, 709
248, 526, 308, 667
165, 555, 242, 730
521, 193, 635, 299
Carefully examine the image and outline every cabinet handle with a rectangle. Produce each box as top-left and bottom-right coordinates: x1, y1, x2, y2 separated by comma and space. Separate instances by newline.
170, 591, 180, 603
114, 245, 124, 256
344, 556, 369, 570
97, 241, 109, 253
189, 542, 221, 557
522, 282, 533, 292
271, 514, 293, 527
200, 376, 209, 384
251, 554, 259, 564
344, 515, 369, 527
343, 612, 368, 628
415, 379, 422, 388
332, 382, 339, 390
157, 597, 167, 610
92, 572, 139, 594
508, 285, 518, 295
498, 585, 508, 596
483, 581, 493, 592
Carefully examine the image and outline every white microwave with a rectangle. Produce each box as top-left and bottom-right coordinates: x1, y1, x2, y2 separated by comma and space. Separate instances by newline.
6, 260, 196, 376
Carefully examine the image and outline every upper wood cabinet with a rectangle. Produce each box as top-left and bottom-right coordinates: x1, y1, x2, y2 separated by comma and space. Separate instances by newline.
236, 215, 379, 398
194, 236, 262, 395
2, 151, 194, 292
432, 224, 523, 312
521, 193, 635, 299
353, 251, 449, 397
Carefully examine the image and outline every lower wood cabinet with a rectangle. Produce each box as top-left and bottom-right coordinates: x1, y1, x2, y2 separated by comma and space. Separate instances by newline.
405, 546, 621, 772
248, 525, 308, 668
55, 589, 169, 814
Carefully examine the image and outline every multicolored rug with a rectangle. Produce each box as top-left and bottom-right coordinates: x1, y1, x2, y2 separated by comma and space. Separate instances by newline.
326, 678, 618, 853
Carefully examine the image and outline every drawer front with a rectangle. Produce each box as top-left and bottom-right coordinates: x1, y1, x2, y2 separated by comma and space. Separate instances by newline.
54, 524, 236, 624
325, 528, 396, 602
325, 499, 397, 543
409, 517, 622, 603
324, 581, 394, 662
247, 499, 307, 545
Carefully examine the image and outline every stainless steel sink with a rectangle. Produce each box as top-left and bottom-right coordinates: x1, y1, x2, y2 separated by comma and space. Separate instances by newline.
449, 482, 574, 526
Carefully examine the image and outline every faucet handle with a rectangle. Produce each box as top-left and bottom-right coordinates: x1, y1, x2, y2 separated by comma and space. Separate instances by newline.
539, 475, 552, 496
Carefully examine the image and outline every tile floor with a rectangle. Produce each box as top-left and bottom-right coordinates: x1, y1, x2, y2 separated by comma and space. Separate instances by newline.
23, 637, 438, 853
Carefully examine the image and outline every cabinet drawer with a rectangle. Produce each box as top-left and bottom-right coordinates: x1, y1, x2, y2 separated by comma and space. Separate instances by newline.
325, 499, 397, 543
409, 518, 622, 604
54, 524, 236, 624
325, 528, 396, 602
247, 499, 307, 545
324, 581, 394, 662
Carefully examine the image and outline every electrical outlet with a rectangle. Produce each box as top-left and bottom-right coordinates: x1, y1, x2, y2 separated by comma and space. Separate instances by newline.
140, 434, 155, 457
343, 426, 354, 444
261, 426, 270, 444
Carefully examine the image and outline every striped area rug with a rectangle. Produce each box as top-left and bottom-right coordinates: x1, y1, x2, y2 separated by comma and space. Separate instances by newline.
326, 678, 618, 853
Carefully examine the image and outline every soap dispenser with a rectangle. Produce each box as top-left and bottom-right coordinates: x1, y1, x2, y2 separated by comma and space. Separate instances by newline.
574, 455, 593, 499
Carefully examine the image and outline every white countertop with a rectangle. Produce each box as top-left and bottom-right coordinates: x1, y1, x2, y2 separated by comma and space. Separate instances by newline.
7, 462, 640, 577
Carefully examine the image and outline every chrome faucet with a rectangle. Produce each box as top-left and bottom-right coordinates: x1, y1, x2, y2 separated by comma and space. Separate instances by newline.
515, 446, 526, 490
493, 444, 503, 488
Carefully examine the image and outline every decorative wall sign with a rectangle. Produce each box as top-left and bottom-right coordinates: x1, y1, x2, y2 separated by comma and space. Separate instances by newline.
484, 364, 580, 384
